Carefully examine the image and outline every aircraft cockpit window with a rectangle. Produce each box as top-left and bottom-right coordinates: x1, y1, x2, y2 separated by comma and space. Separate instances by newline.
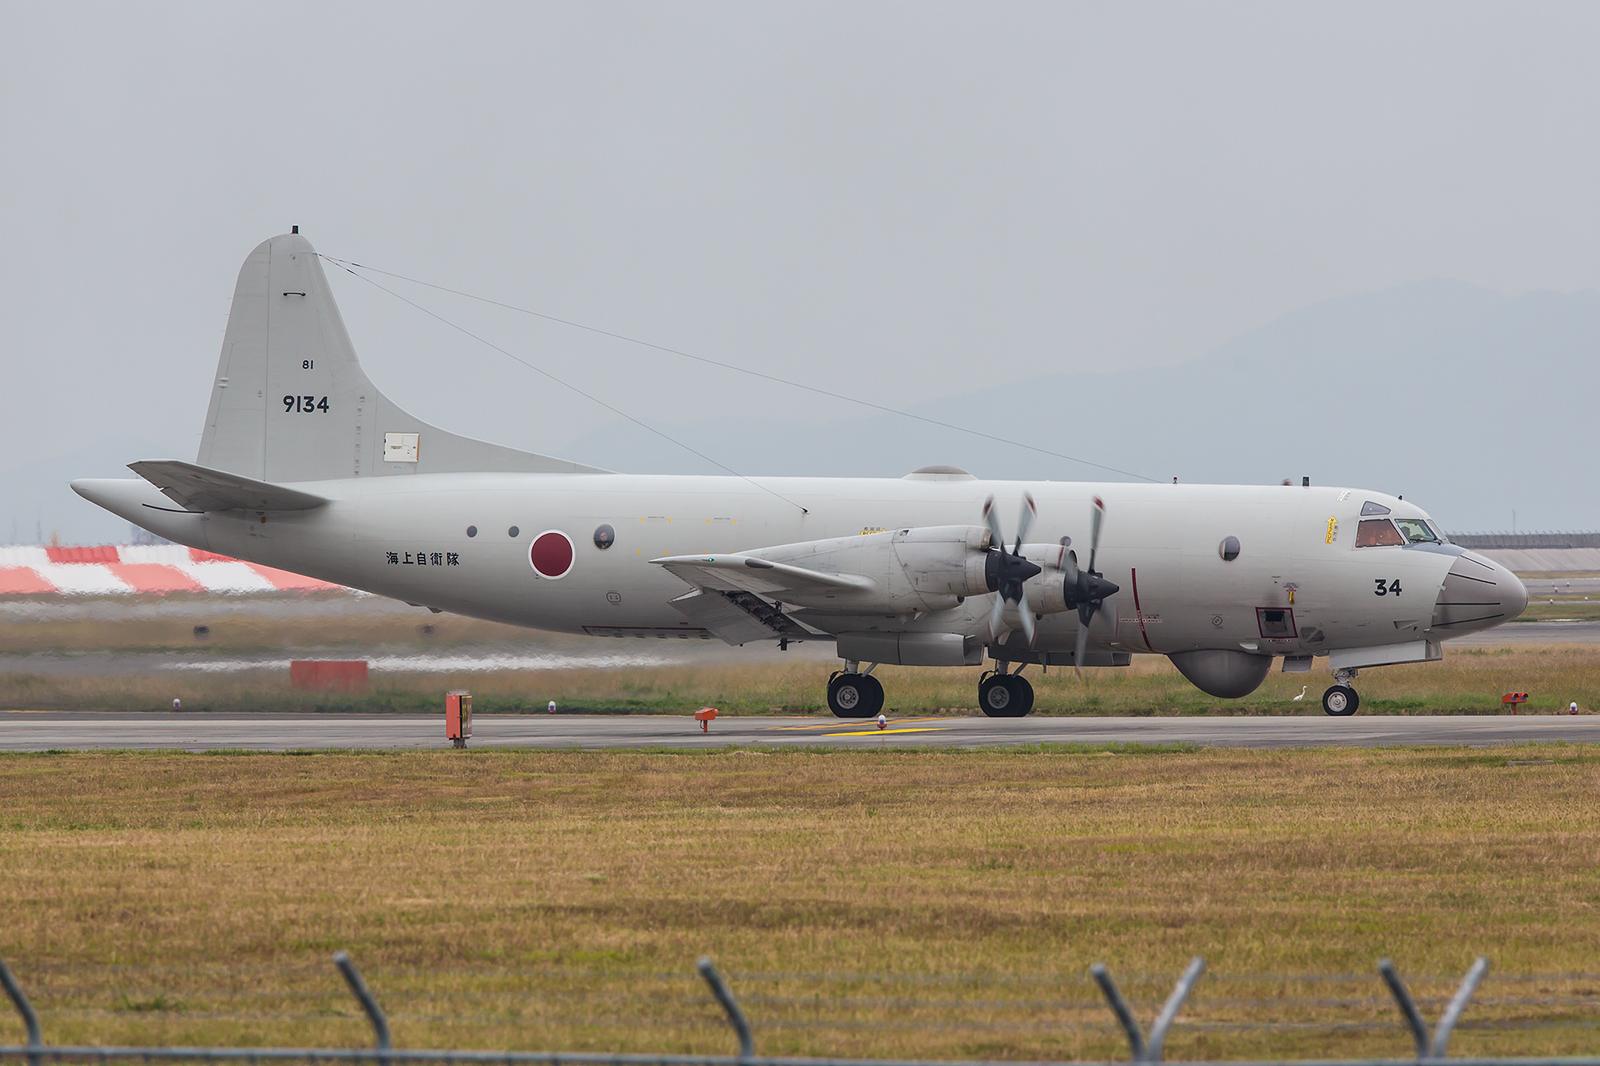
1355, 519, 1405, 547
1360, 501, 1391, 516
1394, 518, 1439, 544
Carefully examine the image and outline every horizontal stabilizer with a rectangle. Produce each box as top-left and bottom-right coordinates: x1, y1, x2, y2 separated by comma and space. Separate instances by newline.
128, 460, 328, 512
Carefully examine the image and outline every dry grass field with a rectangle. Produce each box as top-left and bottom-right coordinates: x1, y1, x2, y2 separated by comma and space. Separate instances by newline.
2, 747, 1598, 1061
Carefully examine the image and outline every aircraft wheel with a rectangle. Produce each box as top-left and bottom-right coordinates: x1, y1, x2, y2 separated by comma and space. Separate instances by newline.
828, 672, 883, 718
1322, 684, 1359, 717
1006, 675, 1034, 716
979, 673, 1033, 717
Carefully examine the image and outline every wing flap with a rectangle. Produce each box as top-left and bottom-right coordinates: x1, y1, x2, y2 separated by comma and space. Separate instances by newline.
128, 459, 328, 512
668, 589, 816, 645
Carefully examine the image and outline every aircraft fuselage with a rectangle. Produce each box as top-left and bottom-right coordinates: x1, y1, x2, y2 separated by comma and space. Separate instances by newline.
86, 471, 1521, 660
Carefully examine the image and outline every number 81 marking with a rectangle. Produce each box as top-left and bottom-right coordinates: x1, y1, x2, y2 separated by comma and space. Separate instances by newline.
1374, 578, 1402, 596
284, 395, 330, 413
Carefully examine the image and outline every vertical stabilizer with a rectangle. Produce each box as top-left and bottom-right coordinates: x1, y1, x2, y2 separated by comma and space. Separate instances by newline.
196, 232, 605, 482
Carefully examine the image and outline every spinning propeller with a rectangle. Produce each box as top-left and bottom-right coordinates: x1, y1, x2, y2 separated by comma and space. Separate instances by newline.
1064, 495, 1119, 677
981, 493, 1121, 670
982, 493, 1042, 645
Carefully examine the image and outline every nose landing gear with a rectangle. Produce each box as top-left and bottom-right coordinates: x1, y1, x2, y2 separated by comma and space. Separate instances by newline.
1321, 668, 1360, 716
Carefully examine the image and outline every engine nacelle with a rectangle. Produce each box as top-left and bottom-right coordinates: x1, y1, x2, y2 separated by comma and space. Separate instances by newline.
754, 525, 992, 613
1015, 543, 1073, 615
1168, 649, 1273, 699
891, 526, 994, 599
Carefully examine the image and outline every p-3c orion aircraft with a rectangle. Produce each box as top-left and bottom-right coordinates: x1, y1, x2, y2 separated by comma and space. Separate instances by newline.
73, 232, 1529, 718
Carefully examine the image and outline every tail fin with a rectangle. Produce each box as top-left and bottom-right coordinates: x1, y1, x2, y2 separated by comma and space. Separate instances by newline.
196, 232, 606, 482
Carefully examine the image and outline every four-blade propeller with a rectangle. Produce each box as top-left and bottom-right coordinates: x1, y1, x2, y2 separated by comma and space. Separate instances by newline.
982, 493, 1042, 645
1063, 495, 1120, 677
982, 493, 1121, 676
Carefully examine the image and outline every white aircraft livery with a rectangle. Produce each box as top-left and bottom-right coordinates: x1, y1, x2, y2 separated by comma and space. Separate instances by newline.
73, 232, 1529, 718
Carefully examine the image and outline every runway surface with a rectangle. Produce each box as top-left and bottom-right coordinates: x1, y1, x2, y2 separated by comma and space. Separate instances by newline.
4, 710, 1597, 751
1445, 619, 1600, 645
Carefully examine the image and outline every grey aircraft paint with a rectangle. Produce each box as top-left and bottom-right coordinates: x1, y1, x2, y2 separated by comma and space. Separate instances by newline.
72, 234, 1530, 716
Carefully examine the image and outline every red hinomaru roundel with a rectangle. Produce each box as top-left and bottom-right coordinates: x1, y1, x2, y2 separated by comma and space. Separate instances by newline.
529, 530, 575, 579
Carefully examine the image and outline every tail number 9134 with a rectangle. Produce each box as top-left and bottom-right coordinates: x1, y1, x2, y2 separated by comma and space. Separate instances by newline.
284, 395, 330, 413
1374, 578, 1402, 596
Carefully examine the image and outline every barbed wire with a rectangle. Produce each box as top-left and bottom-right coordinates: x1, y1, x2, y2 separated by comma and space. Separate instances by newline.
6, 950, 1600, 1065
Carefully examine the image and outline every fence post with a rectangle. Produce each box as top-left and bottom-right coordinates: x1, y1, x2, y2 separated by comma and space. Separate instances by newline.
1430, 957, 1490, 1059
1378, 959, 1430, 1059
1090, 963, 1146, 1062
697, 957, 754, 1061
1380, 957, 1488, 1060
0, 955, 42, 1066
334, 951, 392, 1066
1092, 959, 1204, 1063
1146, 958, 1206, 1064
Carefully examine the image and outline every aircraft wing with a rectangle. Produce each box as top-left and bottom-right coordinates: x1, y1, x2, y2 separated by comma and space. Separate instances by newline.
653, 553, 865, 645
653, 554, 874, 599
128, 460, 329, 512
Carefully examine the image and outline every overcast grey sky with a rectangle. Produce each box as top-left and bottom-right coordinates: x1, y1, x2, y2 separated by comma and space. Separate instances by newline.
5, 2, 1600, 490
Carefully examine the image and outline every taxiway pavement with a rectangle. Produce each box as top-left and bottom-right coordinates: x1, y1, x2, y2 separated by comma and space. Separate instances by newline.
3, 711, 1597, 752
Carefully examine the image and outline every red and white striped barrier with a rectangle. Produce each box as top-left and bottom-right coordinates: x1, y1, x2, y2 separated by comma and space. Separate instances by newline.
0, 545, 343, 595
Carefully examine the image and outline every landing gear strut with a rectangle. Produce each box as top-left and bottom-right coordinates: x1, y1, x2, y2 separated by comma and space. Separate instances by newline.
978, 668, 1034, 717
1322, 668, 1359, 717
827, 669, 883, 718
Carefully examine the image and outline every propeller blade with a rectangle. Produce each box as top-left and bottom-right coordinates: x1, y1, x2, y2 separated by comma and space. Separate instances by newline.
988, 593, 1006, 641
1018, 588, 1036, 646
1074, 611, 1091, 679
1087, 496, 1105, 575
982, 496, 1004, 550
1015, 492, 1036, 549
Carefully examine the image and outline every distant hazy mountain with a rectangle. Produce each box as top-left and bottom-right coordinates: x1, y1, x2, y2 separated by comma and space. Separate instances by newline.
559, 280, 1600, 533
0, 435, 173, 546
22, 280, 1597, 544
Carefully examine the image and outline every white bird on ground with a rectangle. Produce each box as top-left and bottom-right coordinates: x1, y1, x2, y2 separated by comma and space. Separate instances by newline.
1292, 686, 1307, 701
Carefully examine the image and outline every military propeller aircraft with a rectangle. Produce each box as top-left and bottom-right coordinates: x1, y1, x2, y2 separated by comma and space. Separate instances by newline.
73, 232, 1529, 717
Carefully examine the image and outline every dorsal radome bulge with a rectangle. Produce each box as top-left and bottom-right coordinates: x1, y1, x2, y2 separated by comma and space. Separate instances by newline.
195, 230, 606, 483
903, 466, 976, 481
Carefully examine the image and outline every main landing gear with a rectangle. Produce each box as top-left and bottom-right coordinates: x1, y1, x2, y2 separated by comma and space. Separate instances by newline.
978, 669, 1034, 717
1322, 668, 1360, 717
825, 663, 1038, 718
827, 669, 884, 718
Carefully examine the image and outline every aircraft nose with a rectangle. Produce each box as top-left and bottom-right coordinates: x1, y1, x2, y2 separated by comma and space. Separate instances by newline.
1431, 551, 1528, 635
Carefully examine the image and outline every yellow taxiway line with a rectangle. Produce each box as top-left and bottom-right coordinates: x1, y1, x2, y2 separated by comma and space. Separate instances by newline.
821, 726, 950, 737
766, 717, 945, 731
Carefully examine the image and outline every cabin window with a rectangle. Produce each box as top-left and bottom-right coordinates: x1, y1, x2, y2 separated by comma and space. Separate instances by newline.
594, 523, 616, 550
1360, 501, 1391, 516
1257, 607, 1297, 638
508, 526, 520, 538
1218, 536, 1240, 561
466, 526, 477, 538
1394, 518, 1439, 544
1355, 519, 1404, 547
